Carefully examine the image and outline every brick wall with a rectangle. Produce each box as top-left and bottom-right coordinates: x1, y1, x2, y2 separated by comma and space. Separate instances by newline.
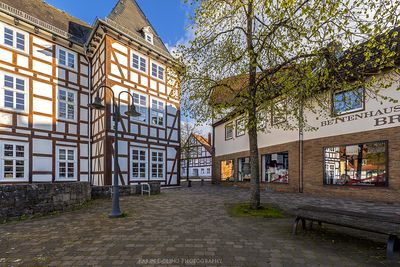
303, 127, 400, 202
214, 141, 300, 193
0, 182, 91, 222
213, 127, 400, 202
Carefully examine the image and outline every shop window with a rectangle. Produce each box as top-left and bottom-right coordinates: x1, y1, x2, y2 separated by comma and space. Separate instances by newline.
238, 157, 251, 181
324, 141, 387, 186
225, 123, 233, 140
263, 152, 289, 183
221, 160, 234, 181
332, 88, 364, 115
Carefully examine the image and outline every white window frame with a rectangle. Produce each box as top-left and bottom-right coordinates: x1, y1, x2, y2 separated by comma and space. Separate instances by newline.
0, 71, 28, 113
150, 149, 165, 180
236, 117, 245, 137
151, 61, 165, 81
150, 97, 165, 127
0, 141, 29, 182
225, 123, 234, 140
57, 88, 77, 122
131, 51, 148, 74
0, 22, 29, 53
131, 147, 148, 181
145, 32, 154, 45
56, 46, 77, 71
56, 147, 77, 181
332, 88, 365, 116
131, 91, 148, 124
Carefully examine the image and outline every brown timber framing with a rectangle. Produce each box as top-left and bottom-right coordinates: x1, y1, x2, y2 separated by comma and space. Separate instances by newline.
0, 8, 181, 186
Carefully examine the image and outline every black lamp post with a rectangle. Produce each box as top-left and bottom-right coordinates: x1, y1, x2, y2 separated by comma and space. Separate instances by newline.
89, 85, 141, 218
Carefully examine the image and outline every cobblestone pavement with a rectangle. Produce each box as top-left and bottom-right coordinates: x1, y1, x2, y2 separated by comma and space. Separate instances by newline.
0, 183, 399, 267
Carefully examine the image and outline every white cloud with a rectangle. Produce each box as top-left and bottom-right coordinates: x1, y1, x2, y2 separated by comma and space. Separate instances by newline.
165, 26, 195, 58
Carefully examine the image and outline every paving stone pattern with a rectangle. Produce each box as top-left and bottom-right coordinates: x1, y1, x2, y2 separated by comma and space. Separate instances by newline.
0, 183, 399, 266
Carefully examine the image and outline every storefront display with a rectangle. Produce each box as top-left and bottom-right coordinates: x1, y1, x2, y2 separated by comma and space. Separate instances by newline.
324, 141, 387, 186
263, 152, 289, 183
238, 157, 251, 181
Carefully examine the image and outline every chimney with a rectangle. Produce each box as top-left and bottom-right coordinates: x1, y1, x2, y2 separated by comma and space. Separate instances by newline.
208, 133, 212, 145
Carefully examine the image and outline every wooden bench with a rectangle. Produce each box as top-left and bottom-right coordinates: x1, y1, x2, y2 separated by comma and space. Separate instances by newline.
292, 206, 400, 260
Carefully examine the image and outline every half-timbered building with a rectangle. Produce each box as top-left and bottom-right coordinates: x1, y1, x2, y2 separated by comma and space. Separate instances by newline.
181, 133, 212, 180
0, 0, 180, 186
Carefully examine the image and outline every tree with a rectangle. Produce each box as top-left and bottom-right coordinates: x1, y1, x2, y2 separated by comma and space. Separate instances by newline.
180, 118, 200, 181
177, 0, 400, 209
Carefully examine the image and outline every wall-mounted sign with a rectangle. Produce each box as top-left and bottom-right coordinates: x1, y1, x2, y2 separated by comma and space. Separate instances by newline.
320, 105, 400, 128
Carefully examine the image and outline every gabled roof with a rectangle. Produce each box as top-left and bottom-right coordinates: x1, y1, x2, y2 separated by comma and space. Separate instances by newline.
0, 0, 92, 45
107, 0, 170, 55
191, 133, 212, 154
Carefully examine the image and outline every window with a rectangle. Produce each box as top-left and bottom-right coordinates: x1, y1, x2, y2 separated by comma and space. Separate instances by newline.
263, 152, 289, 183
207, 168, 211, 174
0, 142, 28, 180
333, 88, 364, 115
58, 89, 75, 120
151, 63, 165, 80
2, 25, 26, 52
225, 123, 233, 140
1, 73, 27, 112
236, 118, 245, 137
238, 157, 251, 181
201, 168, 205, 174
132, 92, 147, 123
145, 33, 154, 44
57, 147, 76, 180
57, 47, 76, 69
132, 148, 147, 180
220, 160, 234, 181
132, 52, 147, 73
150, 150, 164, 179
324, 141, 387, 187
151, 98, 164, 126
271, 100, 287, 125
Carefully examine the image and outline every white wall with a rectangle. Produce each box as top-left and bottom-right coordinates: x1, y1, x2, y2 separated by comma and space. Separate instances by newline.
215, 78, 400, 157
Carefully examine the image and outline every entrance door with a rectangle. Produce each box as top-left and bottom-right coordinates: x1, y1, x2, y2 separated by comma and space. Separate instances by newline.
221, 160, 234, 181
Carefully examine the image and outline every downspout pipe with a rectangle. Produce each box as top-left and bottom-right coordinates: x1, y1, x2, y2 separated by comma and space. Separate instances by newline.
299, 101, 304, 193
84, 46, 93, 185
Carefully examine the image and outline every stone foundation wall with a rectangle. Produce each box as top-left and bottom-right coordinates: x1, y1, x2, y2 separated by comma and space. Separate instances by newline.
0, 182, 91, 222
91, 181, 161, 199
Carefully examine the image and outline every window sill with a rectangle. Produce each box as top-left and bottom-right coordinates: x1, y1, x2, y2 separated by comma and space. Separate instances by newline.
0, 107, 29, 115
132, 67, 148, 76
57, 118, 77, 123
0, 43, 29, 56
57, 64, 78, 72
150, 75, 165, 82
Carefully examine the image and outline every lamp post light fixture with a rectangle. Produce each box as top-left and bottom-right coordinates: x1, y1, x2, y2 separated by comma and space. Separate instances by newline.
89, 85, 141, 218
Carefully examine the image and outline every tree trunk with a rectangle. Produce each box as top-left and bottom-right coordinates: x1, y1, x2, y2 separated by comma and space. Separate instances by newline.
186, 158, 190, 181
246, 0, 260, 209
248, 109, 260, 209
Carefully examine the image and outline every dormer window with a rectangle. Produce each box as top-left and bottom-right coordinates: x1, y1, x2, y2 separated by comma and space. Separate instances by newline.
142, 26, 154, 45
145, 33, 153, 44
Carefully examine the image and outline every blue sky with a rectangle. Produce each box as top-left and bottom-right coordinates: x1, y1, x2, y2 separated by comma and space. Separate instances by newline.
45, 0, 192, 48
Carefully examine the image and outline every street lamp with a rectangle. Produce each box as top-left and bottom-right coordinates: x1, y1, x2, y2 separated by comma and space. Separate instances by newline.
89, 85, 141, 218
